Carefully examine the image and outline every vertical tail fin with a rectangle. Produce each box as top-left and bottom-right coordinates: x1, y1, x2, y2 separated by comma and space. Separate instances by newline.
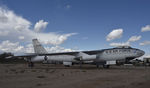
32, 39, 48, 54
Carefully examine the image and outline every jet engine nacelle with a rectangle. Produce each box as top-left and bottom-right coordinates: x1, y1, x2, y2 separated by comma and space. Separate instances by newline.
75, 52, 96, 61
81, 55, 96, 61
31, 56, 45, 62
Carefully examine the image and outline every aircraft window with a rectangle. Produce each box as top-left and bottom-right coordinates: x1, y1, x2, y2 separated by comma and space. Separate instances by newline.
119, 49, 122, 52
113, 50, 115, 53
115, 50, 118, 52
109, 50, 111, 53
127, 49, 130, 52
113, 50, 118, 53
105, 51, 108, 53
126, 49, 130, 52
122, 49, 127, 52
123, 49, 127, 52
117, 50, 119, 52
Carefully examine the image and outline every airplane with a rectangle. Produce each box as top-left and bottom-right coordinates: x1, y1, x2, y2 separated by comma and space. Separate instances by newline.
16, 39, 145, 68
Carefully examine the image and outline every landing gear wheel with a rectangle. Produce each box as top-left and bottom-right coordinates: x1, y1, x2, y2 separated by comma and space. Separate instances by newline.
96, 64, 99, 68
28, 62, 34, 67
79, 61, 82, 68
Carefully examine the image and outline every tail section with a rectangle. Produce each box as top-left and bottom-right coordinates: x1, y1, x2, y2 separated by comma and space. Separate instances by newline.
32, 39, 48, 54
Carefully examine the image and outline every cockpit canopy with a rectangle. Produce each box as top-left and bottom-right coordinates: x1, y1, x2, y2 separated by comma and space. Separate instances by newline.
115, 46, 132, 49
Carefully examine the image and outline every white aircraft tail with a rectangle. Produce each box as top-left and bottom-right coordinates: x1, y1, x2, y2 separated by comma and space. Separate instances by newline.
32, 39, 48, 54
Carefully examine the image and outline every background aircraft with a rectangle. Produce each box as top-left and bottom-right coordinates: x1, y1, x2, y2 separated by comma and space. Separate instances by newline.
16, 39, 145, 68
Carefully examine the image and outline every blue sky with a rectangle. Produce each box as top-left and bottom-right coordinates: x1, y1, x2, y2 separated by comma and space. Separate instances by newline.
0, 0, 150, 54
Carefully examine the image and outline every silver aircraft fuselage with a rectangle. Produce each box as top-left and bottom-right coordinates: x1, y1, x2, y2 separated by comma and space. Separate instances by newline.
19, 39, 145, 67
31, 46, 145, 64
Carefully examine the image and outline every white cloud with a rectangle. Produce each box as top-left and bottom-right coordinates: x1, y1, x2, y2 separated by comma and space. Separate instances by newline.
0, 7, 76, 44
34, 20, 48, 32
65, 5, 71, 9
35, 33, 77, 45
0, 7, 77, 53
110, 35, 141, 47
82, 37, 88, 40
0, 41, 35, 54
18, 36, 25, 40
0, 40, 76, 54
106, 28, 123, 41
0, 40, 24, 53
45, 46, 75, 53
141, 25, 150, 32
135, 54, 150, 61
140, 41, 150, 46
110, 42, 130, 47
143, 54, 150, 58
0, 30, 9, 36
128, 35, 141, 42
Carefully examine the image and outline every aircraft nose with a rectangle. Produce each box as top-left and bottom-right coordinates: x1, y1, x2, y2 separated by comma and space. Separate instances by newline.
138, 50, 145, 56
141, 50, 145, 56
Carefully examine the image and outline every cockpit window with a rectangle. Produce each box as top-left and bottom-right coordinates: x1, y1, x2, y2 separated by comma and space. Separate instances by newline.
109, 50, 111, 53
116, 46, 132, 48
105, 51, 108, 53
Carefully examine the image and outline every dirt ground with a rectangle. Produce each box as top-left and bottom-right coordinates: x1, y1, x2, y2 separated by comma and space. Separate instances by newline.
0, 64, 150, 88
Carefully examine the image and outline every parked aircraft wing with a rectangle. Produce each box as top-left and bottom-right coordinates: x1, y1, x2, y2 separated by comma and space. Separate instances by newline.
13, 50, 104, 58
37, 50, 104, 56
14, 53, 38, 57
38, 52, 79, 56
83, 50, 104, 55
